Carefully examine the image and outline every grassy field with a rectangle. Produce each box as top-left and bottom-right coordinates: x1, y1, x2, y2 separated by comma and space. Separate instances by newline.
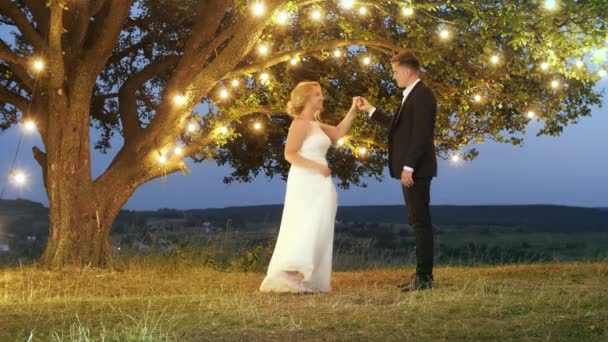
1, 261, 607, 341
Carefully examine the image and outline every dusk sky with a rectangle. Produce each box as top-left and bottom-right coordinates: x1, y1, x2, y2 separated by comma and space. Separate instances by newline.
1, 28, 607, 210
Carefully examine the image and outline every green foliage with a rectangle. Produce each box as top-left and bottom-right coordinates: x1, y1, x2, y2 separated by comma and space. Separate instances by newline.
2, 1, 605, 188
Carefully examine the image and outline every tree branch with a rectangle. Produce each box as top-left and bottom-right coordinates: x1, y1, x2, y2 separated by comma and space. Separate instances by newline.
119, 56, 180, 140
0, 1, 45, 50
225, 39, 406, 79
0, 41, 28, 68
0, 85, 29, 114
89, 0, 108, 17
32, 146, 48, 190
79, 0, 132, 78
22, 0, 49, 36
0, 40, 34, 90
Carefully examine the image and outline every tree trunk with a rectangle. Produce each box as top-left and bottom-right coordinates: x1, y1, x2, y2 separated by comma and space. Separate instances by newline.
41, 194, 112, 267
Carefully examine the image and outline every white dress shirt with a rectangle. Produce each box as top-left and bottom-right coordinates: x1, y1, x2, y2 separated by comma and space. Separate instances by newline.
368, 79, 421, 173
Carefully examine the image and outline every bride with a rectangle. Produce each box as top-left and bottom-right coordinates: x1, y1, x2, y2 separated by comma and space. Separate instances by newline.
259, 81, 358, 293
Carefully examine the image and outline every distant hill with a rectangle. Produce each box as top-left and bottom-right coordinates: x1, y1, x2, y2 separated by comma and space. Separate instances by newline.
1, 200, 607, 235
178, 204, 608, 231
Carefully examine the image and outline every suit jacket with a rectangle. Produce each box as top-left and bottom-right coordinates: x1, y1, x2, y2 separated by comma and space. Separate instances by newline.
370, 81, 438, 179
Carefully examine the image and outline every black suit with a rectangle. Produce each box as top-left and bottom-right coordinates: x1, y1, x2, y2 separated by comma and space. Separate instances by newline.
370, 80, 437, 278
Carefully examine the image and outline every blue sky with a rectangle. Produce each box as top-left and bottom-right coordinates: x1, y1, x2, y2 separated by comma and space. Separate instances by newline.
1, 25, 607, 210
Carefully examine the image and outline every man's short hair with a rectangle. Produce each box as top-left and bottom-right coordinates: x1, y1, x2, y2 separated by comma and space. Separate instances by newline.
391, 51, 421, 71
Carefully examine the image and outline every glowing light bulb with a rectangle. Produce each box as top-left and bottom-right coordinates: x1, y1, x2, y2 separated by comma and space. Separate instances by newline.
491, 55, 499, 64
252, 3, 264, 16
23, 120, 36, 131
253, 122, 262, 130
334, 50, 342, 57
359, 147, 367, 155
258, 45, 269, 55
174, 147, 183, 156
219, 89, 229, 99
174, 95, 186, 105
362, 57, 371, 65
231, 79, 239, 87
359, 7, 367, 15
540, 62, 549, 70
11, 171, 26, 186
474, 94, 482, 102
311, 10, 322, 20
439, 29, 449, 40
341, 0, 354, 8
544, 0, 557, 10
219, 126, 228, 134
403, 7, 414, 16
32, 59, 44, 72
277, 12, 289, 24
337, 138, 345, 146
551, 80, 560, 88
158, 155, 167, 164
290, 58, 298, 65
259, 73, 269, 82
187, 123, 197, 132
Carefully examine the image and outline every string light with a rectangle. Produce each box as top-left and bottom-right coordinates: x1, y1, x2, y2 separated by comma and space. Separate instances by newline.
277, 12, 289, 25
540, 62, 549, 70
402, 7, 414, 16
544, 0, 557, 10
333, 49, 342, 57
253, 122, 262, 130
158, 155, 167, 164
32, 59, 45, 72
362, 57, 371, 65
10, 170, 26, 186
439, 29, 450, 40
490, 55, 500, 64
231, 79, 239, 87
311, 10, 322, 20
219, 126, 229, 134
340, 0, 354, 9
219, 89, 229, 99
187, 123, 197, 132
259, 72, 270, 82
23, 120, 36, 132
551, 80, 560, 88
173, 95, 186, 105
474, 94, 482, 102
337, 138, 345, 146
358, 147, 367, 155
359, 7, 367, 15
258, 44, 269, 55
252, 2, 264, 16
290, 58, 298, 65
174, 147, 183, 156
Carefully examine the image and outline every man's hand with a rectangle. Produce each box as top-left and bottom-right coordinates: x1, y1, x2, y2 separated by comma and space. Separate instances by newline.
356, 97, 373, 112
401, 169, 414, 187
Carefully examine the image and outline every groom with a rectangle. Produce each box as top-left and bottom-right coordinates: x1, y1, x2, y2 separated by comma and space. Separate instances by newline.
357, 51, 437, 291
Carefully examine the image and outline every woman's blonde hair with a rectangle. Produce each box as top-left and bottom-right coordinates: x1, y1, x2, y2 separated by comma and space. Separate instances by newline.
286, 81, 321, 119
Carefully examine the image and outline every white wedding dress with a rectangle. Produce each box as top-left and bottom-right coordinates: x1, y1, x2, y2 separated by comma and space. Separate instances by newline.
260, 121, 337, 293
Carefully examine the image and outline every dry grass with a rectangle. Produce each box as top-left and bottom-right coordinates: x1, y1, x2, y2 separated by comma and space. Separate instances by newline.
0, 262, 607, 341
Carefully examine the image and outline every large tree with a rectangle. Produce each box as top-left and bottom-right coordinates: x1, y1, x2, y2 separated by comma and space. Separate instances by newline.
0, 0, 605, 267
